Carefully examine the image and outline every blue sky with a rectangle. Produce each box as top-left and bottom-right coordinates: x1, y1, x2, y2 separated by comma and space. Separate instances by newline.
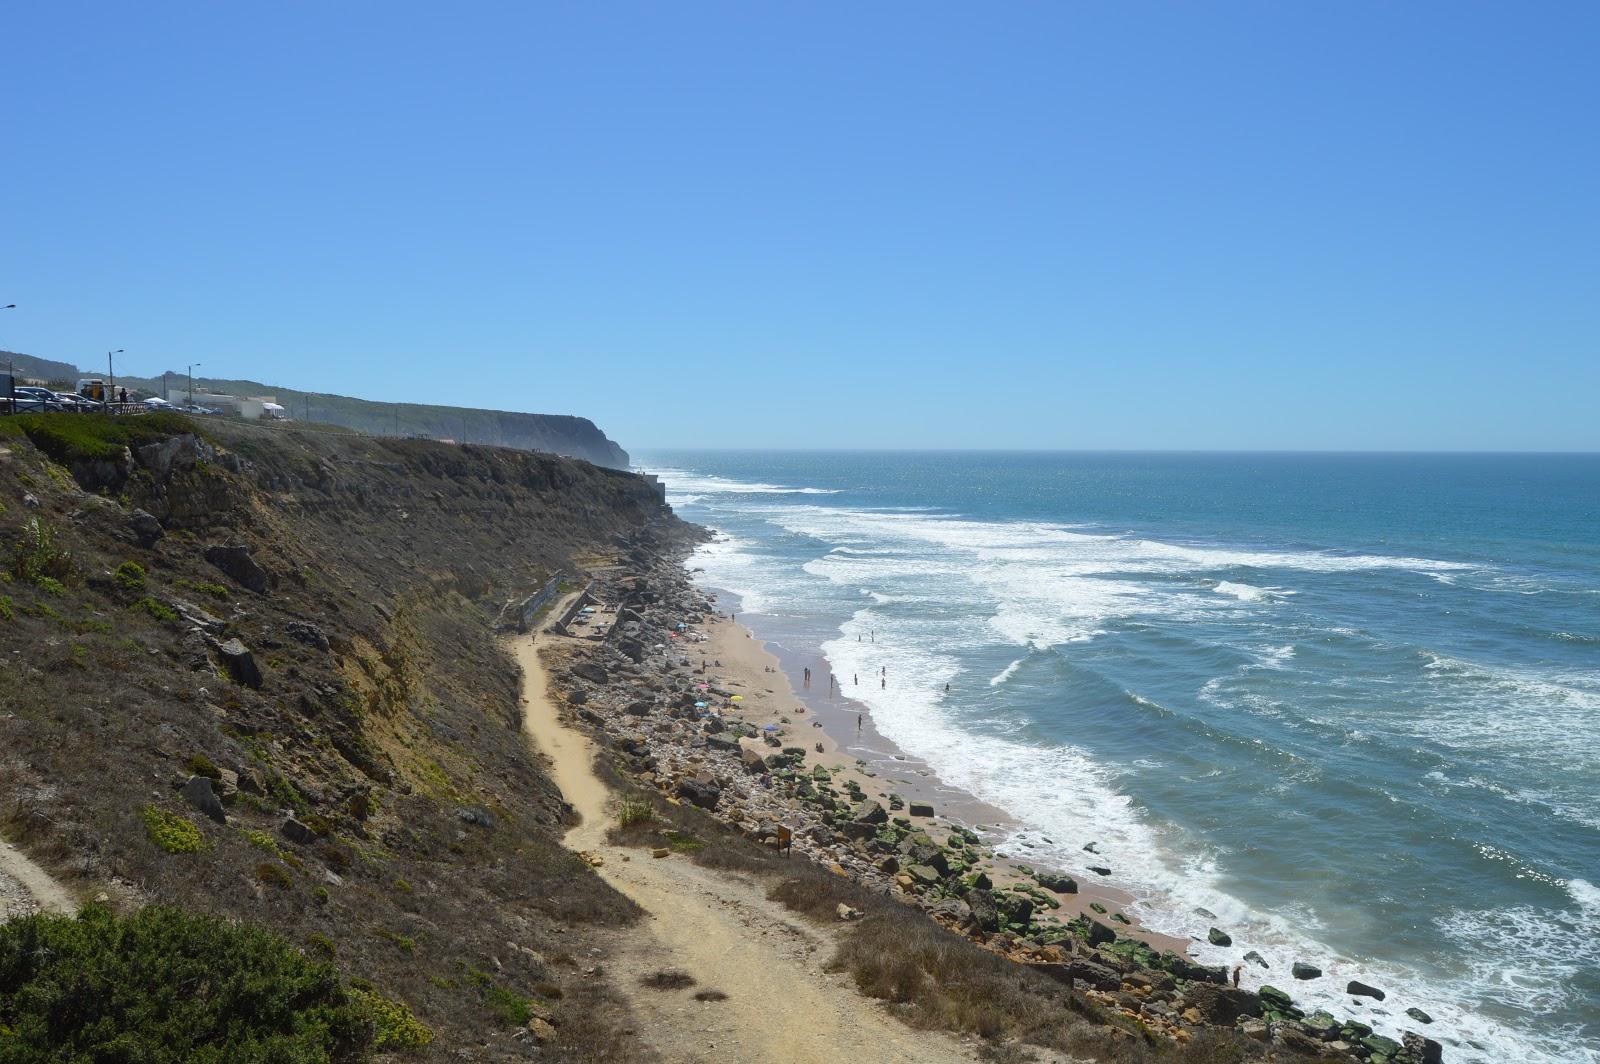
4, 3, 1596, 451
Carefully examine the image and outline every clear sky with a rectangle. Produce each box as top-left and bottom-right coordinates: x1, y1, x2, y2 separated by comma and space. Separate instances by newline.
4, 3, 1597, 451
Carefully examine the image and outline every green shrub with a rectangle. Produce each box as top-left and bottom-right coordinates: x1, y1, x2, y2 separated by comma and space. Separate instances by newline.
483, 985, 533, 1026
33, 576, 65, 597
9, 517, 71, 585
179, 578, 231, 600
114, 560, 147, 591
257, 862, 293, 889
0, 905, 372, 1061
617, 795, 655, 828
244, 829, 284, 859
187, 753, 222, 780
142, 806, 208, 853
0, 596, 12, 622
131, 596, 179, 623
306, 932, 337, 958
350, 987, 433, 1050
10, 410, 204, 463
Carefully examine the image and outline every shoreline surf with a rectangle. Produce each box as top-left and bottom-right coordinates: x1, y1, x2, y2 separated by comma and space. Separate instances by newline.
648, 450, 1600, 1064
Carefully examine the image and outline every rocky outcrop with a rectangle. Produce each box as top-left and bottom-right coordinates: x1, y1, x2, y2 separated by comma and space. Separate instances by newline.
205, 544, 269, 594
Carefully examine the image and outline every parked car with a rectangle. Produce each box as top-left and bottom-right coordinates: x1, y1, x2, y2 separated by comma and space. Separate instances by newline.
14, 386, 71, 410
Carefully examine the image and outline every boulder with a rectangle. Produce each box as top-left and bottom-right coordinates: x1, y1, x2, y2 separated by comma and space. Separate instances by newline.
136, 434, 212, 480
677, 778, 721, 810
624, 700, 652, 717
1274, 1025, 1325, 1055
1346, 979, 1385, 1000
174, 600, 225, 635
180, 775, 227, 824
128, 509, 164, 547
571, 662, 609, 685
214, 638, 263, 689
1291, 961, 1322, 980
1086, 918, 1117, 947
281, 817, 317, 845
456, 806, 496, 829
1036, 872, 1077, 894
1182, 982, 1261, 1025
1402, 1031, 1443, 1064
1257, 985, 1294, 1012
1363, 1034, 1402, 1058
1207, 927, 1233, 947
285, 621, 330, 651
1087, 865, 1111, 876
204, 543, 269, 594
851, 799, 888, 825
836, 903, 862, 921
996, 892, 1033, 927
740, 746, 767, 772
1405, 1006, 1433, 1024
567, 687, 589, 705
965, 888, 1001, 932
1244, 949, 1269, 969
907, 801, 935, 818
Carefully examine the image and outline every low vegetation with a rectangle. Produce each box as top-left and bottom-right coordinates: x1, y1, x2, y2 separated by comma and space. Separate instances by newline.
141, 805, 208, 854
0, 905, 378, 1061
5, 410, 204, 463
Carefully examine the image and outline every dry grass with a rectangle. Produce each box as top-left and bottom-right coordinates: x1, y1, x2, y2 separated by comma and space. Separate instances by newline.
638, 968, 697, 991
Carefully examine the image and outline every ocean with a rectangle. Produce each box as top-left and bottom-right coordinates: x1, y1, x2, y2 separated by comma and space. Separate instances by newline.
637, 450, 1600, 1064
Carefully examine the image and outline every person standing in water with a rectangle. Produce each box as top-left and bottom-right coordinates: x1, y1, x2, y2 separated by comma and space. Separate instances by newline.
857, 713, 862, 732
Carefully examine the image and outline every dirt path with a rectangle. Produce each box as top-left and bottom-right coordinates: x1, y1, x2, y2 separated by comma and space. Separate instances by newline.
512, 619, 980, 1064
0, 836, 76, 922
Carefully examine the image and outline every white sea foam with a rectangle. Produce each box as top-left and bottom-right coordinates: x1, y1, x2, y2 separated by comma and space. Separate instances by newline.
819, 611, 1582, 1063
989, 656, 1027, 687
675, 467, 1588, 1063
638, 467, 840, 497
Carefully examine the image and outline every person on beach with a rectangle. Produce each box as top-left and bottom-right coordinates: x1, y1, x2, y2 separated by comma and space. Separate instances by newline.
881, 676, 886, 689
857, 713, 862, 732
1231, 965, 1242, 988
853, 673, 858, 686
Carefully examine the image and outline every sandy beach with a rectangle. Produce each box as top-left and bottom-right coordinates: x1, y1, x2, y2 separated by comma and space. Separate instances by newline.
686, 598, 1190, 958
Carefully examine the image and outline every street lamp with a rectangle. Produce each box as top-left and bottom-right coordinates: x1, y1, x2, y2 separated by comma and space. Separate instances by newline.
3, 305, 15, 413
188, 363, 201, 409
107, 349, 124, 409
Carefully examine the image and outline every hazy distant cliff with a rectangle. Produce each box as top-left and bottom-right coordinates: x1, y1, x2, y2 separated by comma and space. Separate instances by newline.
0, 352, 631, 468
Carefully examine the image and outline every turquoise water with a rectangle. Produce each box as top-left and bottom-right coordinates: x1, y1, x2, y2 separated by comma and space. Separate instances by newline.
639, 450, 1600, 1064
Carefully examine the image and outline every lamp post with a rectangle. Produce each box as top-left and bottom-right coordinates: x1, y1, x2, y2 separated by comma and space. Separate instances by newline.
107, 349, 124, 411
188, 363, 201, 409
2, 305, 15, 413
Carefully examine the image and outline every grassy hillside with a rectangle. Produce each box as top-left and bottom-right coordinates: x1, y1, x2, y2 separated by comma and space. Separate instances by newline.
0, 413, 688, 1060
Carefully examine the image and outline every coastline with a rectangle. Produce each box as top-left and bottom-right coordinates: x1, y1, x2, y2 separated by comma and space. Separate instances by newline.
695, 587, 1190, 958
537, 543, 1448, 1061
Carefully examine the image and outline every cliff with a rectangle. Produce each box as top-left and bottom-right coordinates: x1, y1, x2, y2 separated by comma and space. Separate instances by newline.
0, 412, 685, 1059
0, 351, 632, 468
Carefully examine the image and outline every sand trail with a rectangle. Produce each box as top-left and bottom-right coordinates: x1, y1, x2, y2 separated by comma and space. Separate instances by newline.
512, 614, 978, 1064
0, 835, 76, 922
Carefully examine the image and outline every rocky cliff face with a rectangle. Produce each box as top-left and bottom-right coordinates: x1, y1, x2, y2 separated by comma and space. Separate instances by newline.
0, 413, 686, 1059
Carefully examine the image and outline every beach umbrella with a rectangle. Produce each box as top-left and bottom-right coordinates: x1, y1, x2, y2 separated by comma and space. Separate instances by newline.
694, 701, 708, 708
763, 724, 781, 732
730, 695, 743, 702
